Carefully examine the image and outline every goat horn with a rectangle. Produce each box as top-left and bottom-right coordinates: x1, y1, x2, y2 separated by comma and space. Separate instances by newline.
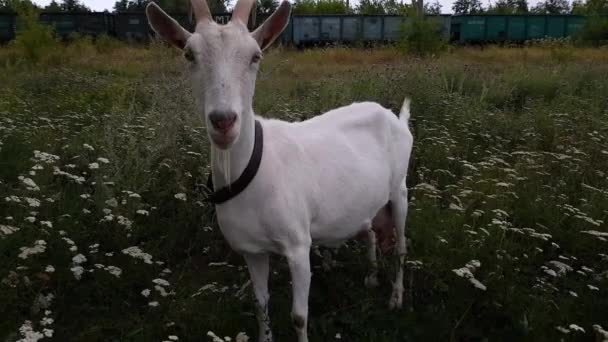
191, 0, 212, 27
231, 0, 256, 27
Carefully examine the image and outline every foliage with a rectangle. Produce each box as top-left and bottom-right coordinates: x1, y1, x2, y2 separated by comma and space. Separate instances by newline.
57, 0, 90, 12
398, 12, 447, 56
255, 0, 278, 17
575, 16, 608, 46
452, 0, 484, 14
8, 0, 60, 64
531, 0, 571, 13
486, 0, 529, 13
357, 0, 387, 14
423, 0, 443, 14
292, 0, 350, 14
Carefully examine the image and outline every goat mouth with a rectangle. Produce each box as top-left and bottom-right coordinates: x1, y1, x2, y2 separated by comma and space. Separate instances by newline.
210, 133, 236, 149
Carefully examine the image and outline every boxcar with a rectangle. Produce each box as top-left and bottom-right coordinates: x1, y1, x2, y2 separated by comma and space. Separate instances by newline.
39, 12, 114, 38
0, 13, 15, 43
290, 14, 452, 46
450, 14, 588, 43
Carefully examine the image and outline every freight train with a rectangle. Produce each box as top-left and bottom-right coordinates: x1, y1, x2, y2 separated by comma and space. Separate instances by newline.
0, 11, 594, 46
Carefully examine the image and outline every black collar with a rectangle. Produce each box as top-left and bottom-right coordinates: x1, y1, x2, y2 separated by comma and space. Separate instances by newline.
205, 120, 263, 205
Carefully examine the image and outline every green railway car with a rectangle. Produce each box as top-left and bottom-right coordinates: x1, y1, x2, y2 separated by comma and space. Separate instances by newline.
451, 14, 588, 43
0, 13, 15, 42
39, 12, 114, 38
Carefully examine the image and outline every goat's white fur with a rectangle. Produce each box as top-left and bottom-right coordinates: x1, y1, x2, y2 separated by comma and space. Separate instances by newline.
146, 2, 414, 341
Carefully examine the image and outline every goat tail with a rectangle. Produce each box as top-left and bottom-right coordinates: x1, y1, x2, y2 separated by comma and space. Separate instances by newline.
399, 97, 411, 122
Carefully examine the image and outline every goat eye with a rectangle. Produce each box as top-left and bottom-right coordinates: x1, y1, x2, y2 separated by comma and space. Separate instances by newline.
184, 49, 195, 62
251, 53, 262, 64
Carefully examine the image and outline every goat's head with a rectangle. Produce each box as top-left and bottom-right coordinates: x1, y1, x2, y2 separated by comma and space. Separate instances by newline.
146, 0, 290, 149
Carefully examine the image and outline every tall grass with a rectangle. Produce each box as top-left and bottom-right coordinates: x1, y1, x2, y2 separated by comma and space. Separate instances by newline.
1, 41, 607, 342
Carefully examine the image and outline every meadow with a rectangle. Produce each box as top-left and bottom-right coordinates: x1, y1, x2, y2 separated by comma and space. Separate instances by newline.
1, 39, 608, 342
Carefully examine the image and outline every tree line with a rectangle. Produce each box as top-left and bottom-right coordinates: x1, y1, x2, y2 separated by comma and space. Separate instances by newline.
0, 0, 606, 15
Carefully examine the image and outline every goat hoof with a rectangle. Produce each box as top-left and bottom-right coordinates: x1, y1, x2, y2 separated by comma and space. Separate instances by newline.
364, 274, 379, 288
388, 288, 403, 310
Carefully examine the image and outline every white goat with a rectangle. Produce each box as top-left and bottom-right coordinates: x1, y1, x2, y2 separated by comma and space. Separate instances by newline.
146, 1, 414, 341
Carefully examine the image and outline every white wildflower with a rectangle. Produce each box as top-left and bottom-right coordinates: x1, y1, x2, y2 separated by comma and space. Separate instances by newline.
105, 198, 118, 207
97, 157, 110, 164
20, 177, 40, 191
18, 240, 47, 259
588, 284, 599, 291
71, 266, 84, 280
72, 254, 87, 264
148, 301, 159, 307
44, 265, 55, 273
569, 324, 585, 333
122, 246, 153, 264
88, 162, 99, 170
136, 209, 149, 216
174, 193, 187, 201
83, 143, 95, 151
25, 198, 40, 207
152, 278, 170, 287
141, 289, 151, 297
0, 224, 20, 237
16, 320, 44, 342
39, 221, 52, 228
105, 266, 122, 278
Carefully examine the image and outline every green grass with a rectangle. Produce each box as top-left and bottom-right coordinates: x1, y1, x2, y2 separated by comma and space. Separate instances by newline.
1, 41, 608, 342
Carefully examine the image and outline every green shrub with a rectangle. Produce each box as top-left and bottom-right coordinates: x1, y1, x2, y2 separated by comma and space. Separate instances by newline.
575, 16, 608, 47
10, 2, 60, 64
398, 13, 447, 56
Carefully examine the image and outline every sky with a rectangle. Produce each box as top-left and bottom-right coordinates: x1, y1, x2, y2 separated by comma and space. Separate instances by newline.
32, 0, 545, 14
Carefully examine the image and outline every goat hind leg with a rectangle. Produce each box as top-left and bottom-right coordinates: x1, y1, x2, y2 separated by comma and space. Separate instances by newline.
364, 224, 380, 288
389, 179, 408, 310
244, 253, 273, 342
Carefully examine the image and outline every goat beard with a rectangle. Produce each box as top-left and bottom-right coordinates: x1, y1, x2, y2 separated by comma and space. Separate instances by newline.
211, 146, 231, 186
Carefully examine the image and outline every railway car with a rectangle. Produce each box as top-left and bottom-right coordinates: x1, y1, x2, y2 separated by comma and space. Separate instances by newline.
450, 14, 587, 43
38, 12, 114, 38
0, 13, 15, 42
0, 11, 598, 46
289, 14, 451, 45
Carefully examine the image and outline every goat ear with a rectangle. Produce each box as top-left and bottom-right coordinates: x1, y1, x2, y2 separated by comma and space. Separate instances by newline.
146, 2, 191, 50
251, 1, 291, 51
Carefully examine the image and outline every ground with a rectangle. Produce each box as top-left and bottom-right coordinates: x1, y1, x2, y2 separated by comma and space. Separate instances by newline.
0, 40, 607, 341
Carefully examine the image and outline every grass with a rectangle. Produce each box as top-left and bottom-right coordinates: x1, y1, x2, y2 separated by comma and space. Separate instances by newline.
1, 40, 608, 342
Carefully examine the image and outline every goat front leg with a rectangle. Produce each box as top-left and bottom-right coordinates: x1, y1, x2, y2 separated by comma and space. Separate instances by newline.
286, 245, 312, 342
244, 253, 273, 342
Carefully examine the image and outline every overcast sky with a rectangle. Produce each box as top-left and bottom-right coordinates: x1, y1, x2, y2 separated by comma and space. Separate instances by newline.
32, 0, 545, 14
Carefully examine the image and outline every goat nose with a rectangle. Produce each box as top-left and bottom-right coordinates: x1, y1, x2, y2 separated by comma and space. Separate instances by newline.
209, 111, 237, 133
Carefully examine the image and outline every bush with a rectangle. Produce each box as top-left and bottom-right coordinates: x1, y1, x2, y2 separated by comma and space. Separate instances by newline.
574, 16, 608, 47
10, 3, 61, 64
292, 0, 349, 14
398, 13, 447, 56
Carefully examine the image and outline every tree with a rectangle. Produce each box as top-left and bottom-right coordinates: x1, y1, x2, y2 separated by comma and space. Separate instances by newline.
585, 0, 608, 14
113, 0, 129, 11
531, 0, 570, 13
357, 0, 386, 14
423, 0, 442, 14
292, 0, 349, 14
452, 0, 483, 13
59, 0, 90, 11
486, 0, 527, 13
256, 0, 278, 16
45, 0, 62, 11
383, 0, 409, 14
